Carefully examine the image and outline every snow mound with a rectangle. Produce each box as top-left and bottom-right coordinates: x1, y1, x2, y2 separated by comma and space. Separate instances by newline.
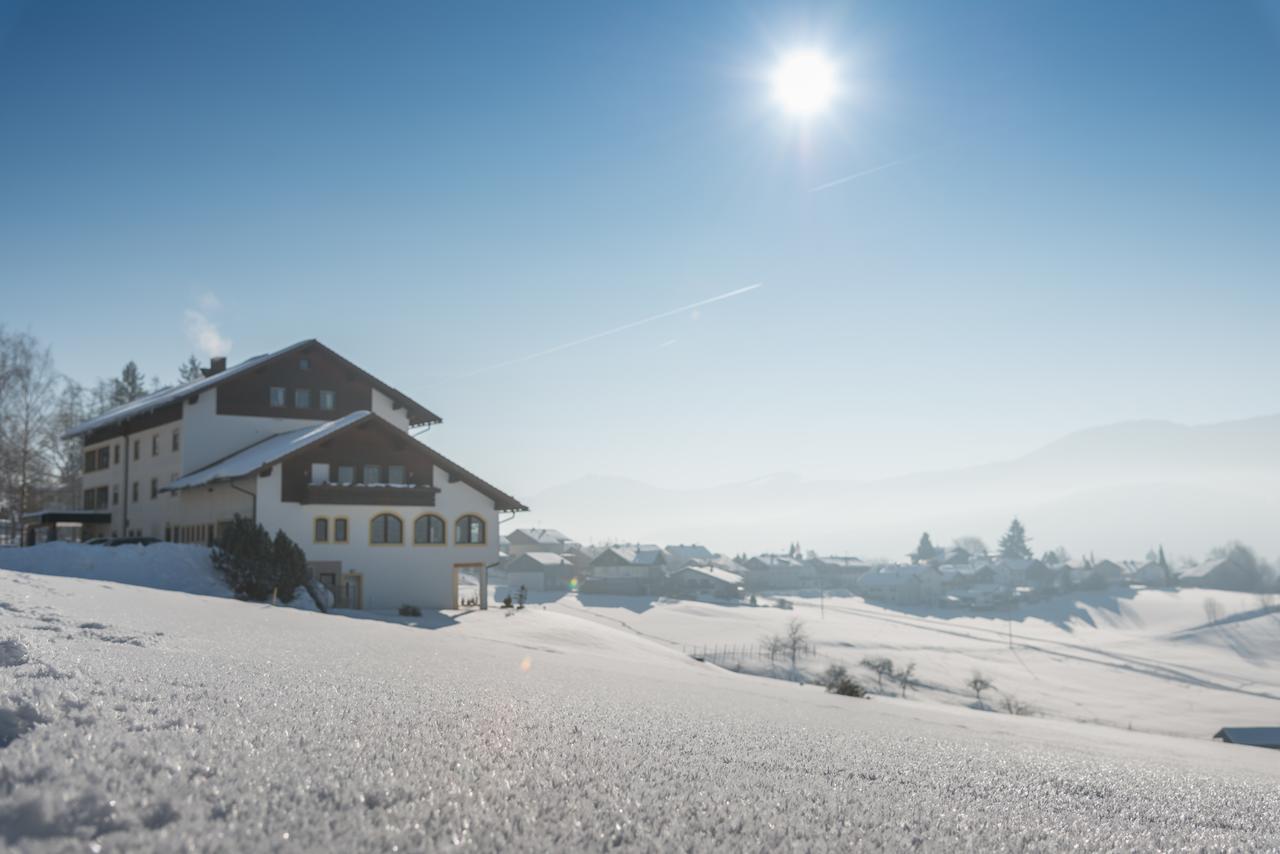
0, 543, 228, 597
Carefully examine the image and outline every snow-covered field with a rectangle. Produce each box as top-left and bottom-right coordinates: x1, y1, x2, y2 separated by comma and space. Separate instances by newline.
545, 588, 1280, 738
1, 562, 1278, 850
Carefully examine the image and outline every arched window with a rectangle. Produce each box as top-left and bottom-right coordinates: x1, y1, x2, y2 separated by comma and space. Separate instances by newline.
414, 514, 445, 545
370, 513, 403, 545
455, 514, 485, 545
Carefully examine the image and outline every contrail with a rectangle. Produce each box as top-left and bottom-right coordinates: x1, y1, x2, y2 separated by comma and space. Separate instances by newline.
462, 283, 763, 376
809, 153, 923, 192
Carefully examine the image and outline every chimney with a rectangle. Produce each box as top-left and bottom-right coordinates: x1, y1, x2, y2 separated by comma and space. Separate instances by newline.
201, 356, 227, 378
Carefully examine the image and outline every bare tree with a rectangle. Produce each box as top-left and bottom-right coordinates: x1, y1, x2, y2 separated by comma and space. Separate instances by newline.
896, 661, 917, 697
761, 633, 785, 667
861, 657, 895, 692
784, 618, 808, 670
967, 671, 994, 706
0, 331, 61, 536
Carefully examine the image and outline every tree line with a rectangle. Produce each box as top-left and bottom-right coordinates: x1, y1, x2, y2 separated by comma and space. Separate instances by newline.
0, 327, 206, 540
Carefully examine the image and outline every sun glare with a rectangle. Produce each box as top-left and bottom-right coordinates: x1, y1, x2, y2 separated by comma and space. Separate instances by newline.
770, 49, 838, 117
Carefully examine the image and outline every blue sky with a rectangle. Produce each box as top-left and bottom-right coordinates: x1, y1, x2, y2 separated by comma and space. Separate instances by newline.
2, 1, 1279, 495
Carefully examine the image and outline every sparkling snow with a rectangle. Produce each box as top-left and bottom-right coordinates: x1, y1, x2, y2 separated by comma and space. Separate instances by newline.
0, 568, 1277, 851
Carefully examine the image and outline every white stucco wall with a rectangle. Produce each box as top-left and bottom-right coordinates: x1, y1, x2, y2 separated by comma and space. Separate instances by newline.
180, 390, 326, 473
370, 388, 412, 431
255, 464, 500, 610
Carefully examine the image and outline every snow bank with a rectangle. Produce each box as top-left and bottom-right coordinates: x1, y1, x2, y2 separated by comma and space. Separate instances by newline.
0, 571, 1276, 851
0, 542, 228, 597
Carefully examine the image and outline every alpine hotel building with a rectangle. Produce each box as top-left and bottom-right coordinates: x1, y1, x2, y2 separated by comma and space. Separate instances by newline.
64, 341, 526, 610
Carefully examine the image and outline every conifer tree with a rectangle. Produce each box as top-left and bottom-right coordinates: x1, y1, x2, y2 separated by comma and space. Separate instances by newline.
998, 518, 1033, 559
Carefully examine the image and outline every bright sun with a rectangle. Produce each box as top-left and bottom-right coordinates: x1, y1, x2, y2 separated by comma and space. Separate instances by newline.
770, 49, 838, 118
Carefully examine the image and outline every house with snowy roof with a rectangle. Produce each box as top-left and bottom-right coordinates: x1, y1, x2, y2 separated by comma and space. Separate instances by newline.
61, 340, 526, 610
583, 545, 668, 594
667, 563, 744, 600
503, 551, 574, 593
506, 528, 580, 557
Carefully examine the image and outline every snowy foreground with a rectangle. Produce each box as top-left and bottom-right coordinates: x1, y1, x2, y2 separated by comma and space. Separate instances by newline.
2, 570, 1279, 851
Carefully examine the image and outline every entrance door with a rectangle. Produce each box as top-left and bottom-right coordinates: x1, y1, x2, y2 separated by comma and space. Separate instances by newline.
342, 574, 363, 610
453, 563, 487, 610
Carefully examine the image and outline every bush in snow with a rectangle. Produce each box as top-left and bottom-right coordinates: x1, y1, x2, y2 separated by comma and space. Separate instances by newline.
821, 664, 866, 698
212, 515, 307, 603
1000, 694, 1035, 716
399, 604, 422, 617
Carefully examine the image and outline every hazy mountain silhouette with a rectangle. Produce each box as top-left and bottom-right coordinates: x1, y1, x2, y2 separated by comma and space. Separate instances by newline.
528, 415, 1280, 561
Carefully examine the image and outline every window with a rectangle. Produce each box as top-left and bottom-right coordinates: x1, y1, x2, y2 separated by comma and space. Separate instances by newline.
83, 488, 95, 510
269, 387, 286, 407
294, 388, 311, 408
150, 478, 158, 499
370, 513, 403, 544
337, 465, 355, 484
414, 514, 445, 545
299, 357, 311, 370
132, 481, 139, 502
319, 389, 336, 411
112, 486, 119, 506
314, 518, 329, 542
96, 486, 108, 508
333, 518, 348, 543
387, 465, 406, 485
113, 444, 120, 464
455, 514, 486, 545
172, 429, 180, 452
97, 447, 110, 469
362, 464, 382, 484
84, 451, 96, 473
133, 439, 140, 460
151, 434, 159, 456
310, 463, 330, 485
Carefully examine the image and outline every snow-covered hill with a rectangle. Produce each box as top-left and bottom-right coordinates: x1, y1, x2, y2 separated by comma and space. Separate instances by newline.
1, 570, 1277, 851
546, 588, 1280, 738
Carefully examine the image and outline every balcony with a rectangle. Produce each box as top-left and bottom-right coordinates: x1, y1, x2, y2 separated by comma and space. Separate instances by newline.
302, 482, 440, 506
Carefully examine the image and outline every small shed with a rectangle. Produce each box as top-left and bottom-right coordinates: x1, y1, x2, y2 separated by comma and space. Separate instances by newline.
1213, 727, 1280, 749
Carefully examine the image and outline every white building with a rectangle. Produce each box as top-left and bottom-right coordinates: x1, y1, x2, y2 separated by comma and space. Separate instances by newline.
505, 528, 580, 557
62, 340, 526, 610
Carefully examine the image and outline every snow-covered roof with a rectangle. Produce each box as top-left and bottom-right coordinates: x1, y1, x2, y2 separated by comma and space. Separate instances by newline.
64, 348, 284, 439
63, 339, 441, 439
510, 552, 573, 568
164, 412, 374, 492
509, 528, 575, 545
676, 564, 743, 586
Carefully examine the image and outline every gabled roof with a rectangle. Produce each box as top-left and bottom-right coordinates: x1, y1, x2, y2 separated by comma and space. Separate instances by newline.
510, 552, 573, 567
591, 546, 666, 567
63, 339, 441, 439
675, 563, 744, 586
163, 410, 527, 512
164, 411, 373, 491
509, 528, 575, 545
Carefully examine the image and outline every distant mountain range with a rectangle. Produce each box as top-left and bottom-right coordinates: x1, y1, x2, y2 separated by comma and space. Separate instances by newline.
527, 415, 1280, 561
